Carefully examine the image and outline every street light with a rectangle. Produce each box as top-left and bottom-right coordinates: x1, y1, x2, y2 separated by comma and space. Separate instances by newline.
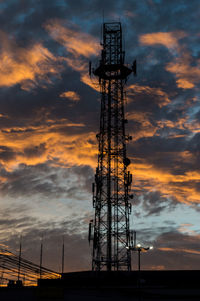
126, 231, 153, 272
126, 231, 153, 293
127, 243, 153, 291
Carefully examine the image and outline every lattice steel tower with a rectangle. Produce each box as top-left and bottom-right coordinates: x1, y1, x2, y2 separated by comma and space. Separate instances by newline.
89, 22, 136, 271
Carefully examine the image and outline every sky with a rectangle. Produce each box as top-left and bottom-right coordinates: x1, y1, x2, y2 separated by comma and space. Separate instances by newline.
0, 0, 200, 273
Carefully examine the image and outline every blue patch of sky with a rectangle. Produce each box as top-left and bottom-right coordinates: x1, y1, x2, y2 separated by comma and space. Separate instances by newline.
191, 44, 200, 58
134, 1, 157, 26
68, 15, 102, 37
0, 2, 7, 10
130, 200, 200, 244
55, 0, 68, 7
15, 7, 35, 24
172, 2, 188, 13
0, 0, 15, 10
0, 0, 19, 9
71, 1, 134, 35
187, 103, 200, 121
167, 94, 188, 113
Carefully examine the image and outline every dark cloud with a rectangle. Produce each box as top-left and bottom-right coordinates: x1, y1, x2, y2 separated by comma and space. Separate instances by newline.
0, 0, 199, 272
141, 191, 177, 216
0, 163, 93, 200
24, 143, 46, 158
2, 216, 91, 272
0, 145, 16, 161
130, 228, 200, 270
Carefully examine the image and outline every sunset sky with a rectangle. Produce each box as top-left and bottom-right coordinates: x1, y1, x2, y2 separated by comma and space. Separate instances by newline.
0, 0, 200, 272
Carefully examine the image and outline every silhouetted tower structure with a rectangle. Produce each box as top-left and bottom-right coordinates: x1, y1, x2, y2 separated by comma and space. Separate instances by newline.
89, 22, 136, 271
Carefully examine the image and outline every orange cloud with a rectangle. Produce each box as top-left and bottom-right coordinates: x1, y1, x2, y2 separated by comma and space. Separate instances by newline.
81, 73, 99, 92
0, 31, 62, 90
0, 119, 97, 171
176, 78, 194, 89
0, 116, 199, 207
157, 116, 200, 135
60, 91, 80, 102
127, 111, 158, 141
125, 110, 197, 148
127, 112, 197, 142
45, 19, 100, 91
140, 30, 199, 90
158, 247, 200, 255
178, 224, 197, 236
45, 19, 100, 58
147, 265, 165, 270
139, 31, 186, 51
166, 53, 200, 89
129, 158, 200, 205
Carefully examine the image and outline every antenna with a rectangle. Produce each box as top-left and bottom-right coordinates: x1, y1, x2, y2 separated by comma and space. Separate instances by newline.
40, 235, 43, 279
18, 235, 22, 281
0, 262, 5, 286
132, 59, 137, 76
134, 231, 136, 247
61, 236, 64, 275
89, 61, 92, 77
88, 220, 93, 244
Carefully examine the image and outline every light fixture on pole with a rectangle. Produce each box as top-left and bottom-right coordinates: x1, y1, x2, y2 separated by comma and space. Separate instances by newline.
126, 231, 153, 272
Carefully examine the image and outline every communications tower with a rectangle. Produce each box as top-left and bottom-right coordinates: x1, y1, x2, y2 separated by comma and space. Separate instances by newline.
89, 22, 136, 271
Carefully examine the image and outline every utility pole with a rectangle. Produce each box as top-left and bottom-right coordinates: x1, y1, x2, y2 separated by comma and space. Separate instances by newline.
18, 235, 22, 281
40, 236, 43, 279
89, 22, 136, 271
62, 236, 64, 275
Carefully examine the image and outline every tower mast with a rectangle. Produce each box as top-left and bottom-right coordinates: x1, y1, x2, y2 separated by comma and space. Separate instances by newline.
90, 22, 135, 271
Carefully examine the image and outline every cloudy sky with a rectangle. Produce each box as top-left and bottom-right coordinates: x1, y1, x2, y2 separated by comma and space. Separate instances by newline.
0, 0, 200, 273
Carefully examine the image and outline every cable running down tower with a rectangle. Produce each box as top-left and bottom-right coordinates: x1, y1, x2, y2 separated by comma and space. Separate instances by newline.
89, 22, 136, 271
